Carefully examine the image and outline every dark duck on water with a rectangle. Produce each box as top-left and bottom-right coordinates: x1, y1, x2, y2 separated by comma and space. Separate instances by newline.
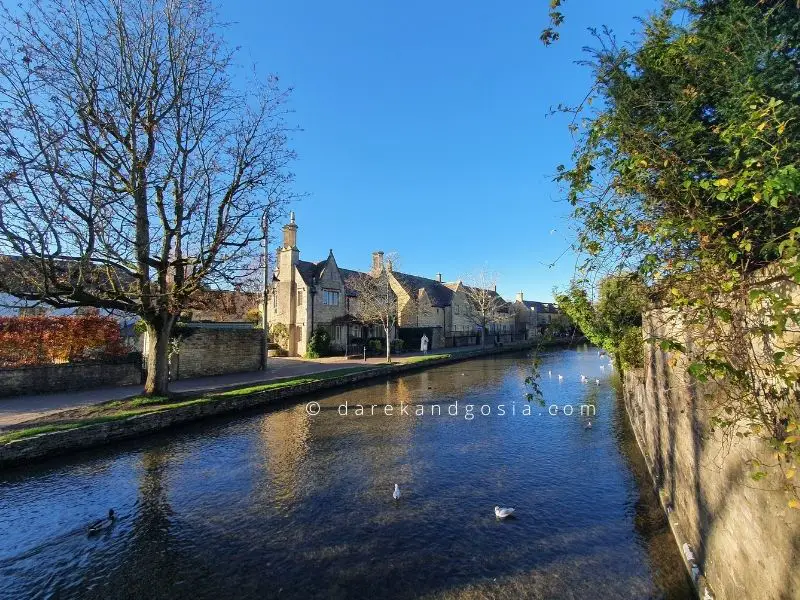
87, 509, 116, 535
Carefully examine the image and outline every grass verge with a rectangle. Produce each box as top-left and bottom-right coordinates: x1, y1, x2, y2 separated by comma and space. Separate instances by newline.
0, 367, 374, 444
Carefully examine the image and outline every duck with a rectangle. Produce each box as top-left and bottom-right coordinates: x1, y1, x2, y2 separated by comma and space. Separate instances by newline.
595, 379, 600, 385
494, 506, 515, 520
88, 509, 115, 535
548, 370, 552, 377
580, 374, 587, 383
393, 484, 401, 501
585, 421, 593, 429
557, 374, 563, 381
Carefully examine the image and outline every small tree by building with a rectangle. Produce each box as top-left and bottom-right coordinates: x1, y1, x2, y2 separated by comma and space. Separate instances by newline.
346, 256, 398, 363
461, 269, 506, 347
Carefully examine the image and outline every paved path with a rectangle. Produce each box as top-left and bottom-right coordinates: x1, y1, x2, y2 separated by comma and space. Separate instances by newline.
0, 346, 490, 428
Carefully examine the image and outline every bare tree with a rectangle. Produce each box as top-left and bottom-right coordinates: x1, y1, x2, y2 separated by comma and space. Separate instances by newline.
0, 0, 296, 394
346, 254, 398, 363
461, 269, 506, 347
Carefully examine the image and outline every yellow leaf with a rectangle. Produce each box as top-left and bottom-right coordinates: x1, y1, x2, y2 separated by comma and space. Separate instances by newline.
753, 192, 762, 203
714, 178, 730, 187
732, 231, 741, 239
789, 499, 800, 510
757, 122, 768, 131
787, 469, 796, 480
788, 423, 798, 432
785, 436, 799, 444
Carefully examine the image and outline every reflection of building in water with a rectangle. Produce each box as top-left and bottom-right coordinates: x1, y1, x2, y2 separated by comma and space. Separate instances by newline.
258, 404, 311, 504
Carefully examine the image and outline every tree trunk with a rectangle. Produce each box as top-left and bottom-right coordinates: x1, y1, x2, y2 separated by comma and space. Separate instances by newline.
144, 314, 176, 396
385, 325, 391, 363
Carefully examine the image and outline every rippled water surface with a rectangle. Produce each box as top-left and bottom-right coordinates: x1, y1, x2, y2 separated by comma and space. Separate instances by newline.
0, 347, 692, 599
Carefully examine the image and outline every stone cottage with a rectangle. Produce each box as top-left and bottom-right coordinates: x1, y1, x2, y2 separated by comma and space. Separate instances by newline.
270, 213, 537, 357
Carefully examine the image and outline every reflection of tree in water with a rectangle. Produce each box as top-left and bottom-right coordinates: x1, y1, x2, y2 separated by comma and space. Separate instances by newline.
611, 394, 694, 598
96, 447, 180, 598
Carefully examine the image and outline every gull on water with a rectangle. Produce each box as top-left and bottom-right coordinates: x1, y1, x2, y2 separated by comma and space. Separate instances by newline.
494, 506, 515, 520
393, 484, 401, 501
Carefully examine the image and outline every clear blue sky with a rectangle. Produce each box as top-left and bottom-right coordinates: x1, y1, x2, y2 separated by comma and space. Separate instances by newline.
223, 0, 658, 301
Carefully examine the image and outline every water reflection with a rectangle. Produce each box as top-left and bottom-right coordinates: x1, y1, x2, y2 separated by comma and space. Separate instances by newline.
0, 347, 691, 599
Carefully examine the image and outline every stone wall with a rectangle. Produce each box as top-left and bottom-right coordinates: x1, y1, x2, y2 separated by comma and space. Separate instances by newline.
0, 354, 141, 397
170, 327, 262, 380
623, 316, 800, 600
0, 339, 556, 467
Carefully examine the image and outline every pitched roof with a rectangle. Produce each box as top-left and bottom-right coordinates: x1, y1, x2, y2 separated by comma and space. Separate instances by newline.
391, 271, 454, 307
338, 268, 368, 297
295, 259, 325, 286
522, 300, 559, 313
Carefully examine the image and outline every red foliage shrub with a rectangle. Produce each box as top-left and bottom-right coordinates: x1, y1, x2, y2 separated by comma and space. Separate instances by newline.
0, 313, 127, 367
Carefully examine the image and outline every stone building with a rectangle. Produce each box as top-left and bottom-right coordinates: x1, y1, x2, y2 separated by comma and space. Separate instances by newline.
511, 293, 569, 339
270, 213, 545, 356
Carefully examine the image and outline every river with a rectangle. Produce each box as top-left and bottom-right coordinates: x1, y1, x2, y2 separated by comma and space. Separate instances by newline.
0, 346, 692, 599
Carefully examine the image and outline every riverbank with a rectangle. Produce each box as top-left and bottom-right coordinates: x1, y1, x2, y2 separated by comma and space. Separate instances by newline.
0, 338, 581, 468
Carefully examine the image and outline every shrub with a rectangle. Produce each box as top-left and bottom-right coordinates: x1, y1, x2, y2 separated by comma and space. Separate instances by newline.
0, 314, 127, 367
305, 328, 331, 358
269, 322, 289, 350
367, 338, 383, 354
391, 339, 405, 353
617, 326, 644, 369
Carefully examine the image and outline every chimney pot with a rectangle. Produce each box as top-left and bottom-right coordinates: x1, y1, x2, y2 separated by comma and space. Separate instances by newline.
282, 213, 298, 249
436, 272, 442, 282
516, 291, 524, 302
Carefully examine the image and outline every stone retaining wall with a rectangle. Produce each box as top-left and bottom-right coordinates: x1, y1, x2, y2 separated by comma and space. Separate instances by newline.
170, 327, 263, 380
622, 326, 800, 600
0, 340, 566, 467
0, 355, 142, 397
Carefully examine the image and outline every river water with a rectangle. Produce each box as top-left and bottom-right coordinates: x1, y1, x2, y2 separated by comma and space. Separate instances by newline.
0, 346, 692, 599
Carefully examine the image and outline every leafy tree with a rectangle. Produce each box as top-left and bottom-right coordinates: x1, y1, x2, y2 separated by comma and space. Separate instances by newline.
556, 273, 646, 370
559, 0, 800, 503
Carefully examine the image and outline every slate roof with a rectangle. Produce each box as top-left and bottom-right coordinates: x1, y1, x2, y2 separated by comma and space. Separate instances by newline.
338, 268, 367, 297
390, 271, 454, 308
295, 259, 325, 286
521, 300, 559, 313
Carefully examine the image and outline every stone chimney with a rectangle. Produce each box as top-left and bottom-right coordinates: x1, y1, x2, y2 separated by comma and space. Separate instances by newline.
371, 250, 384, 274
278, 211, 299, 276
282, 211, 298, 249
386, 259, 393, 272
493, 284, 497, 292
436, 273, 442, 282
516, 291, 524, 302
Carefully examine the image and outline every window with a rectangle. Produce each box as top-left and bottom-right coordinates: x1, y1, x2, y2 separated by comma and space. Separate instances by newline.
323, 289, 340, 306
335, 325, 343, 341
272, 291, 277, 311
297, 290, 303, 306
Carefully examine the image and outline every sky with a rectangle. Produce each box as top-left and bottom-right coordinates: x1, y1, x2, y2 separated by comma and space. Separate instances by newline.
221, 0, 659, 302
